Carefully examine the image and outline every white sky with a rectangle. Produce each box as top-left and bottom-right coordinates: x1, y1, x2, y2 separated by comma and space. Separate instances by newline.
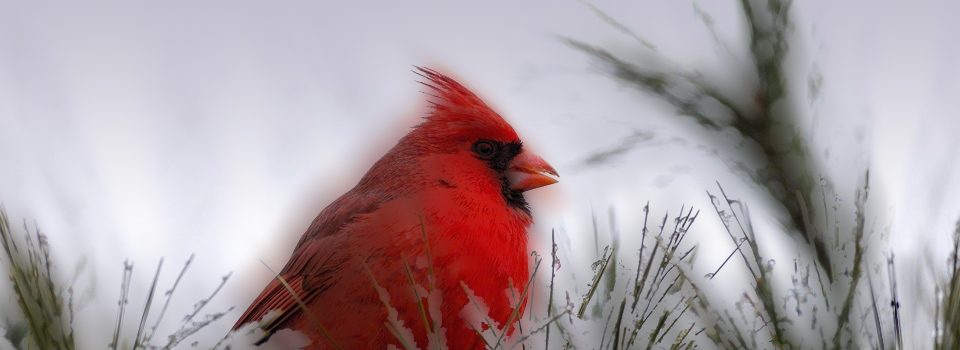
1, 0, 958, 348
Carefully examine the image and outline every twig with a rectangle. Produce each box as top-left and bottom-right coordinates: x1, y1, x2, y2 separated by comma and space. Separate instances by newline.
110, 260, 134, 350
143, 254, 195, 347
133, 258, 163, 350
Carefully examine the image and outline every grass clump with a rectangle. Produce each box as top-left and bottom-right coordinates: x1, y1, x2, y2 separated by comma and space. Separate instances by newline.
0, 206, 241, 350
0, 208, 74, 350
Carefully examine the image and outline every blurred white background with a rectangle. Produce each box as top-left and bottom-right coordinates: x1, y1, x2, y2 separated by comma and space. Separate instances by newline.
1, 0, 958, 348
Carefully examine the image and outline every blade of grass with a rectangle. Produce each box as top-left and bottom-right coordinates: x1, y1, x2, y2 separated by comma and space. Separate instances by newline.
509, 303, 574, 350
492, 254, 542, 350
460, 281, 499, 348
545, 229, 557, 349
417, 207, 436, 290
133, 258, 163, 350
578, 245, 616, 319
415, 208, 444, 349
400, 253, 438, 350
110, 261, 133, 350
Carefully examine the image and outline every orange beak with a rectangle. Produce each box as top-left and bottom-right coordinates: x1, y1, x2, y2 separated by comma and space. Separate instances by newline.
506, 150, 559, 192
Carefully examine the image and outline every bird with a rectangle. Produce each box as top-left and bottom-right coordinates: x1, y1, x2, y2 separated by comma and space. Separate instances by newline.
233, 67, 558, 349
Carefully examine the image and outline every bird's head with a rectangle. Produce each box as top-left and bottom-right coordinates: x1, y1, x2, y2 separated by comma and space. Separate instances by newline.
400, 67, 559, 213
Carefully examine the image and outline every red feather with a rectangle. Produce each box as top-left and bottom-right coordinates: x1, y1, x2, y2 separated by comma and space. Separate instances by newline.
234, 67, 557, 349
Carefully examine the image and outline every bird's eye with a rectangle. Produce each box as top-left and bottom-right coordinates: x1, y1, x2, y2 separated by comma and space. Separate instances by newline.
472, 140, 497, 159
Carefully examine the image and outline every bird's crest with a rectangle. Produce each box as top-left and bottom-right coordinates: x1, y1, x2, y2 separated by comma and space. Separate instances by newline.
410, 66, 518, 144
412, 66, 486, 109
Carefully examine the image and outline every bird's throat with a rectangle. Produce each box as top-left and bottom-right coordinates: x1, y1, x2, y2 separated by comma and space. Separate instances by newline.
500, 176, 530, 215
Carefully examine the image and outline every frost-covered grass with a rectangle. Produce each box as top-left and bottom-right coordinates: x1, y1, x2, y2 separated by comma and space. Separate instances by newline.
2, 1, 957, 349
0, 208, 235, 350
6, 186, 957, 350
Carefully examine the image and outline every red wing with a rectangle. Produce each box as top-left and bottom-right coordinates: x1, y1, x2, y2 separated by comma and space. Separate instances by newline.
233, 187, 404, 340
232, 239, 343, 336
233, 189, 378, 328
232, 274, 308, 333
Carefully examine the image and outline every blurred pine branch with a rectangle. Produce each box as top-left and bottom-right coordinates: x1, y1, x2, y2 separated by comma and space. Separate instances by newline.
561, 1, 909, 348
565, 0, 833, 282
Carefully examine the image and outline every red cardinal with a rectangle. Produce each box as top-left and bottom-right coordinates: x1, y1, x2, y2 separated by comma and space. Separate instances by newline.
233, 67, 558, 349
